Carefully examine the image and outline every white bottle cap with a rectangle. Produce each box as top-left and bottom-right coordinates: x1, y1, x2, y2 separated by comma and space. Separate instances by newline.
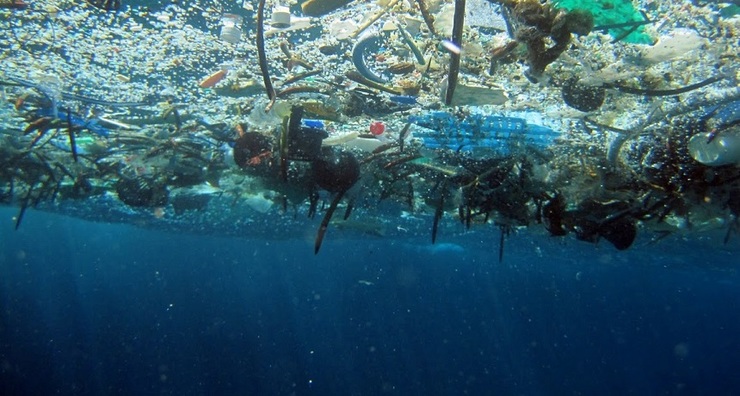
271, 6, 291, 28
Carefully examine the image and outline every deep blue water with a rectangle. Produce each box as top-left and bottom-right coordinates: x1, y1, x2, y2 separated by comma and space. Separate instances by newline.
2, 207, 740, 395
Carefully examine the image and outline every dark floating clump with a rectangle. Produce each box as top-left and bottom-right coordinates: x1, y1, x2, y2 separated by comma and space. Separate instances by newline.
233, 131, 273, 171
115, 175, 168, 208
313, 149, 360, 193
562, 78, 605, 112
599, 218, 637, 251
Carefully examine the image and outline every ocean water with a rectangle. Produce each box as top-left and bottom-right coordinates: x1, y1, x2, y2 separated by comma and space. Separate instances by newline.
2, 207, 739, 395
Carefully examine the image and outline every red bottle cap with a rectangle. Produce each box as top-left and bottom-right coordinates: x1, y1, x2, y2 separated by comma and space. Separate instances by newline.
369, 121, 385, 136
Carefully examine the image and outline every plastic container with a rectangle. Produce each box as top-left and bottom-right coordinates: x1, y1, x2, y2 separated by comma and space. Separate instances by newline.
688, 129, 740, 166
408, 112, 559, 153
220, 14, 243, 44
284, 107, 327, 161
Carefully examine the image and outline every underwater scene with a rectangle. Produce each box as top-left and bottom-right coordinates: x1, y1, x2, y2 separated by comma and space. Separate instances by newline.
1, 0, 740, 394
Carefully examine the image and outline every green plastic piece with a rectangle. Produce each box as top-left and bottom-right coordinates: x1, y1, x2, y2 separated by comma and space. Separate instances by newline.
552, 0, 652, 44
719, 4, 740, 18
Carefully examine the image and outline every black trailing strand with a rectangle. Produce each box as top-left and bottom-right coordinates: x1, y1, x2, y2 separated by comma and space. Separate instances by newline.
343, 199, 354, 220
415, 0, 437, 37
86, 0, 120, 11
432, 192, 444, 244
66, 109, 78, 162
256, 0, 276, 106
498, 226, 505, 263
345, 71, 403, 95
611, 24, 640, 44
15, 182, 35, 230
444, 0, 466, 106
432, 180, 449, 244
593, 11, 654, 33
399, 122, 411, 152
609, 11, 652, 45
606, 76, 724, 97
315, 190, 346, 254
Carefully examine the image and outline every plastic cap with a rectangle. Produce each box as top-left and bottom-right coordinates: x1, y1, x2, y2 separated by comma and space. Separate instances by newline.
271, 6, 291, 28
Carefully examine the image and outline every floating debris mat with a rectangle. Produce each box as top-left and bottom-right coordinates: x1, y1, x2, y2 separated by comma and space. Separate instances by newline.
408, 112, 560, 153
